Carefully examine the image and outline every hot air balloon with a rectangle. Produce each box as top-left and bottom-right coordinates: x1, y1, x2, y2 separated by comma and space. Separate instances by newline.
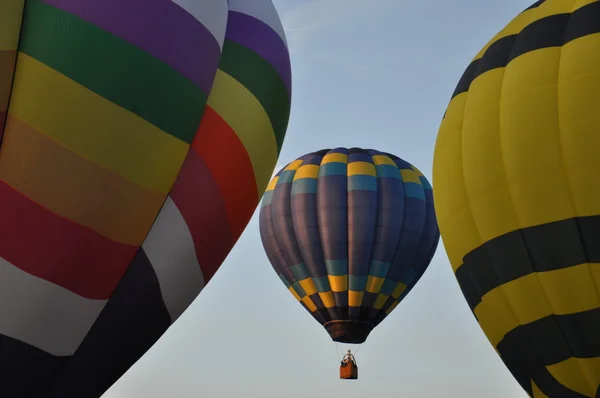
0, 0, 291, 397
433, 1, 600, 397
259, 148, 439, 371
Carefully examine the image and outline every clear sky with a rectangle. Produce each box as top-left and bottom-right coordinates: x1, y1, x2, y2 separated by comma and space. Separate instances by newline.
103, 1, 535, 397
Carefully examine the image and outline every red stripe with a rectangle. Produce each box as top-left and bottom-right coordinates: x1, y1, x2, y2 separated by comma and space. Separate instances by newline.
192, 106, 258, 239
169, 150, 233, 282
0, 180, 138, 299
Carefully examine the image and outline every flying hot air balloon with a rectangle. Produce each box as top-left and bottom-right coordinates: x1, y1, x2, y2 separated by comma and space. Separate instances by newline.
259, 147, 439, 378
0, 0, 291, 397
433, 1, 600, 397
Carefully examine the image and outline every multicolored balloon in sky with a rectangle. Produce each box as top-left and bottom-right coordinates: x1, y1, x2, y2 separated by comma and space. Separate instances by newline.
433, 1, 600, 397
0, 0, 291, 396
260, 148, 439, 344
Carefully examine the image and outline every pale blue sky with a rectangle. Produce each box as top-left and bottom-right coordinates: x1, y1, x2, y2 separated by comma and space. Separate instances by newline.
104, 1, 534, 397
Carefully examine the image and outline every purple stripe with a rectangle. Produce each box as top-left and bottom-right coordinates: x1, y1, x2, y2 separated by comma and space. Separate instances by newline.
40, 0, 222, 94
226, 11, 291, 97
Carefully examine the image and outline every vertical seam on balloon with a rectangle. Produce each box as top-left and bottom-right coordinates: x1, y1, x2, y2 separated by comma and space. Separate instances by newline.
303, 153, 334, 323
492, 14, 579, 395
362, 149, 381, 321
0, 3, 26, 151
379, 155, 412, 319
367, 150, 395, 322
551, 8, 599, 394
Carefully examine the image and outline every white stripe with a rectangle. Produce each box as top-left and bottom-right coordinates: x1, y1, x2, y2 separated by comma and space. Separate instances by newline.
228, 0, 288, 46
0, 257, 106, 356
142, 197, 205, 322
172, 0, 229, 49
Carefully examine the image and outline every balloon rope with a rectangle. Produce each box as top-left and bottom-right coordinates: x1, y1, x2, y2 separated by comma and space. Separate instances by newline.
354, 343, 363, 356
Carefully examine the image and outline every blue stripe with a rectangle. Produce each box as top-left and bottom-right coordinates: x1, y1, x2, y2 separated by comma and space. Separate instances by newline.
419, 175, 432, 190
376, 164, 401, 179
404, 182, 425, 200
325, 259, 347, 276
291, 281, 307, 298
277, 170, 295, 184
398, 267, 418, 285
261, 191, 273, 207
290, 263, 311, 281
313, 276, 330, 292
348, 175, 377, 191
278, 273, 291, 288
319, 162, 346, 176
369, 261, 391, 278
380, 278, 397, 296
291, 179, 317, 195
349, 275, 367, 291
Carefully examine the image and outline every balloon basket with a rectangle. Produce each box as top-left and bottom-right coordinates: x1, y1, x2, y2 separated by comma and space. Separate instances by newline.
339, 362, 358, 380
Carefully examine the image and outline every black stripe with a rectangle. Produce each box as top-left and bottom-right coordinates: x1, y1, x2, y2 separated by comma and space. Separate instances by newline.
497, 308, 600, 397
450, 1, 600, 101
0, 334, 69, 398
456, 216, 599, 310
523, 0, 547, 12
47, 249, 172, 398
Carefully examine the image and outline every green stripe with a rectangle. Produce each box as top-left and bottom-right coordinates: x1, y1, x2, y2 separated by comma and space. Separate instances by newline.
218, 40, 289, 152
20, 0, 206, 143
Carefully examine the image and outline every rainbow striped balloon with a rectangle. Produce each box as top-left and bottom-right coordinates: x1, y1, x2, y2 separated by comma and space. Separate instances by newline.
0, 0, 291, 396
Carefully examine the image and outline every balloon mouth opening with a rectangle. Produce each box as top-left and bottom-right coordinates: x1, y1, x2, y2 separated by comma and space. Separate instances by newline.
324, 320, 374, 344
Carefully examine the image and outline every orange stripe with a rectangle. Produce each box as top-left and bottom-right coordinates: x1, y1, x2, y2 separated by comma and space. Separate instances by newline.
0, 115, 166, 245
191, 106, 258, 239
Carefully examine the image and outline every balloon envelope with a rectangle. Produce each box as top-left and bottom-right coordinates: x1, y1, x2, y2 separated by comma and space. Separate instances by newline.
0, 0, 291, 396
433, 1, 600, 397
259, 148, 439, 344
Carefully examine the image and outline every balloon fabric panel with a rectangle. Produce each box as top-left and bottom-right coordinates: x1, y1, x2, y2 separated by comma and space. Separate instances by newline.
434, 1, 600, 397
260, 148, 439, 344
0, 1, 291, 397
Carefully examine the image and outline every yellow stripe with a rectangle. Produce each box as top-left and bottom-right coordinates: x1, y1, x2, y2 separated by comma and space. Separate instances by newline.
328, 275, 347, 292
473, 1, 580, 61
0, 1, 24, 50
266, 176, 279, 192
298, 278, 317, 296
10, 54, 188, 193
372, 154, 395, 166
365, 276, 384, 294
400, 169, 422, 184
293, 164, 319, 180
392, 282, 407, 299
289, 286, 301, 301
348, 290, 364, 307
0, 116, 165, 245
301, 296, 317, 312
385, 300, 399, 314
207, 69, 278, 196
474, 262, 600, 347
373, 294, 389, 310
319, 291, 335, 308
284, 160, 303, 171
546, 357, 600, 397
322, 153, 347, 164
347, 161, 376, 176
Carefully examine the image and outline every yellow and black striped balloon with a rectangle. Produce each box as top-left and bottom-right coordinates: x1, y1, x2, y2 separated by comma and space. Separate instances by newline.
433, 1, 600, 397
